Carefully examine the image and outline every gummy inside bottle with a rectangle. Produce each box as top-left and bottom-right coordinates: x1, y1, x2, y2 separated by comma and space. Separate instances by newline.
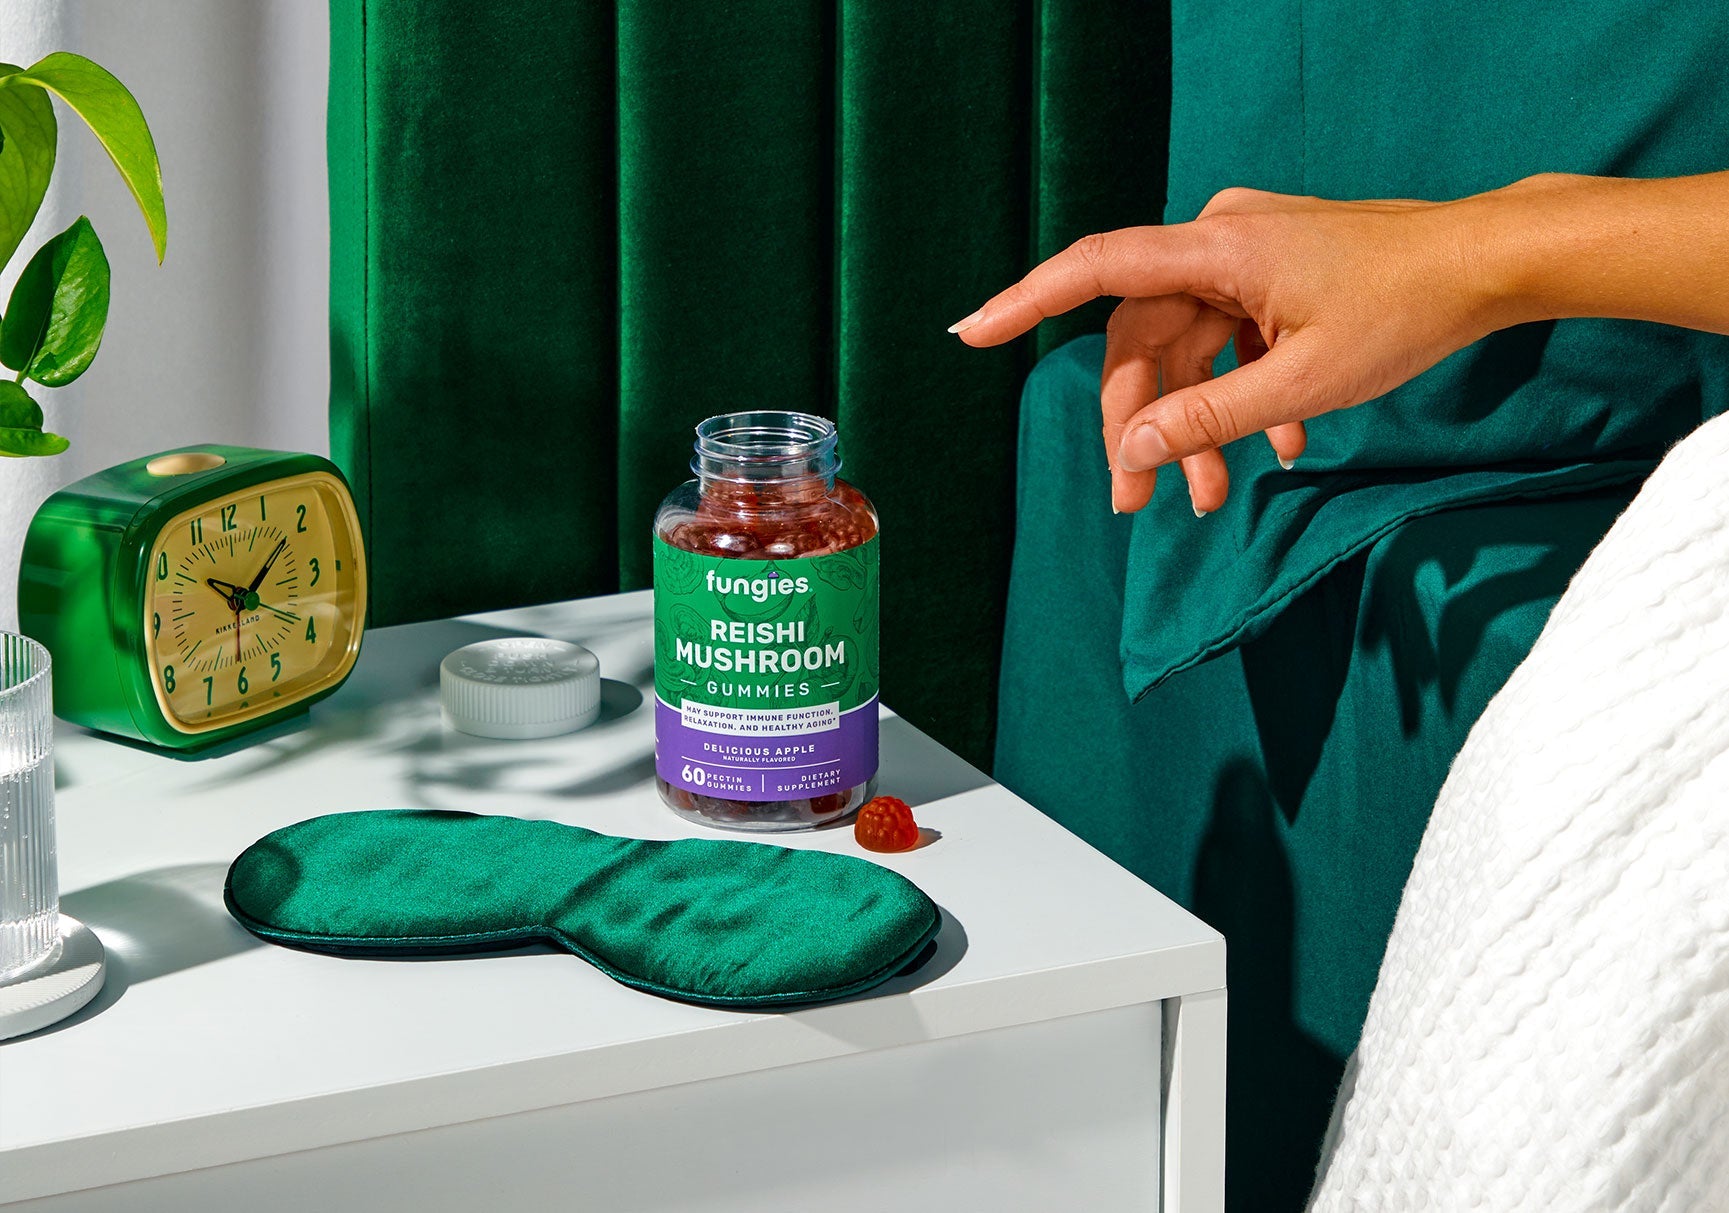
654, 447, 878, 830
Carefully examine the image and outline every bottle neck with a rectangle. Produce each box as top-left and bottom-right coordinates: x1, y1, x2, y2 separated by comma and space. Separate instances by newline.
692, 412, 839, 506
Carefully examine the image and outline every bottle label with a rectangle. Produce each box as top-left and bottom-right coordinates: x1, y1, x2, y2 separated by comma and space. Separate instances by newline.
653, 535, 879, 801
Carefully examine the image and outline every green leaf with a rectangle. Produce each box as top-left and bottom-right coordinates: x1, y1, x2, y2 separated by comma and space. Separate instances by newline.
0, 380, 67, 457
0, 216, 110, 385
1, 53, 165, 263
0, 380, 44, 428
0, 63, 57, 270
0, 427, 70, 457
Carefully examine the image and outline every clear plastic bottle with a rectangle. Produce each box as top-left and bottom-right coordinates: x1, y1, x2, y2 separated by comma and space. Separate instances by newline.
652, 412, 880, 831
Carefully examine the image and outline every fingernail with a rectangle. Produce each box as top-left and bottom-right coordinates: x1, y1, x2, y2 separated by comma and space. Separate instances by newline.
947, 309, 985, 334
1119, 424, 1170, 472
1279, 455, 1296, 470
1187, 481, 1210, 518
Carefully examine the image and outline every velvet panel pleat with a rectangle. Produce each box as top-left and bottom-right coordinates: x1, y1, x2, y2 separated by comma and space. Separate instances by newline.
329, 0, 1170, 767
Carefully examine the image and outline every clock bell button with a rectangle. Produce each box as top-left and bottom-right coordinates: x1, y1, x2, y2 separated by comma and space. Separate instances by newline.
439, 638, 602, 739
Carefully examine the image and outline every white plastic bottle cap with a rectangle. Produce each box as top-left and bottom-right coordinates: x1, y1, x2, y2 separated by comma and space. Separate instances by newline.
440, 638, 602, 739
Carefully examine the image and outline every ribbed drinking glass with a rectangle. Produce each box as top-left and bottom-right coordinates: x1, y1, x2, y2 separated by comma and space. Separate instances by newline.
0, 634, 57, 983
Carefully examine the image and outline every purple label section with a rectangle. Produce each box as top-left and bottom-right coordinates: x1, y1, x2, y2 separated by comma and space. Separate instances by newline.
656, 697, 879, 801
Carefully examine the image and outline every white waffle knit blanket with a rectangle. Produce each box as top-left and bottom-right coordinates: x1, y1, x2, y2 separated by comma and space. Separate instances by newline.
1308, 412, 1729, 1212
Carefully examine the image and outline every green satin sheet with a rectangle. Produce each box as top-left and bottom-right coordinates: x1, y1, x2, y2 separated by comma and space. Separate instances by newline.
1000, 337, 1641, 1209
1066, 6, 1729, 1200
226, 810, 940, 1009
1126, 0, 1729, 698
325, 0, 1171, 769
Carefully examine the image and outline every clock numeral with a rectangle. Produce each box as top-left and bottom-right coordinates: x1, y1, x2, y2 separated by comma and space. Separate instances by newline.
203, 676, 214, 706
270, 653, 282, 682
309, 557, 321, 587
259, 495, 267, 521
152, 612, 160, 638
238, 667, 250, 695
156, 552, 168, 581
189, 517, 203, 544
305, 617, 318, 644
220, 504, 237, 532
163, 665, 176, 693
295, 503, 307, 533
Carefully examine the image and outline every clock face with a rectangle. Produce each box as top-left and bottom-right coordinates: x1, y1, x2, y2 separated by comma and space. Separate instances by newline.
143, 471, 365, 732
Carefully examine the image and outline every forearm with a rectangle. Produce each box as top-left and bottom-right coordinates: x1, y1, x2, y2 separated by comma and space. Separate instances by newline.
1457, 171, 1729, 337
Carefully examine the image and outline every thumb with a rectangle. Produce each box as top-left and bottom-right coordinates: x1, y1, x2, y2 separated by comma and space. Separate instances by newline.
1116, 339, 1327, 471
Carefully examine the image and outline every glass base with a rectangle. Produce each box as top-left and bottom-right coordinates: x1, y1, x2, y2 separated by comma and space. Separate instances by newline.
0, 930, 63, 986
0, 914, 105, 1042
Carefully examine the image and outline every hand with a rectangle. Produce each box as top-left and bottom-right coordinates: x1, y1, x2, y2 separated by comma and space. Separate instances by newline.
953, 171, 1729, 513
207, 574, 298, 623
951, 187, 1504, 513
246, 537, 286, 595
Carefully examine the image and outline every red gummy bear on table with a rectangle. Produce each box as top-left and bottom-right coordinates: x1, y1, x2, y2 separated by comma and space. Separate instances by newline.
855, 796, 920, 853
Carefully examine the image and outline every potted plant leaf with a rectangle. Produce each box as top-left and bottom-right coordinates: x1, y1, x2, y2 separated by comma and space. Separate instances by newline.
0, 52, 166, 457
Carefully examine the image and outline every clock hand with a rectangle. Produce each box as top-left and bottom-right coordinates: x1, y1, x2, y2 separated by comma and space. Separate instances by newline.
206, 577, 246, 611
247, 537, 287, 595
209, 576, 300, 623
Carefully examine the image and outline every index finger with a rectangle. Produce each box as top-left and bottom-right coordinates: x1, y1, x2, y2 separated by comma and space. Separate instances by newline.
951, 224, 1219, 347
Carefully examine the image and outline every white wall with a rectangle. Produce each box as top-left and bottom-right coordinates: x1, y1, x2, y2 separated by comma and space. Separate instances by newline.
0, 0, 330, 629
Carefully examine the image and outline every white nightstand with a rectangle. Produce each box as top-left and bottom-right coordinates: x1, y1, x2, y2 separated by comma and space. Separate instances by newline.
0, 592, 1225, 1212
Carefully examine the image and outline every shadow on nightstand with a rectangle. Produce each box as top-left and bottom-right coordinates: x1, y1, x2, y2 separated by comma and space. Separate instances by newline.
29, 862, 259, 1039
805, 905, 968, 1025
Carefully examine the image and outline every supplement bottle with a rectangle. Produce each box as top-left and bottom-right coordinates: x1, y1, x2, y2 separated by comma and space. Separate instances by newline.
652, 412, 879, 830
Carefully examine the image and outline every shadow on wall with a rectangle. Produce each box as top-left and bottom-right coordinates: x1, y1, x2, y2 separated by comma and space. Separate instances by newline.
1192, 759, 1345, 1212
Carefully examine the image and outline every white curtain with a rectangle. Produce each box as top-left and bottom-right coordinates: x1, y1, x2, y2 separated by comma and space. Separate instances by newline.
0, 0, 329, 629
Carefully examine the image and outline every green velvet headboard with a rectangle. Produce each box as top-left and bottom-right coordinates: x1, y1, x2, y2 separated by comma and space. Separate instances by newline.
326, 0, 1171, 767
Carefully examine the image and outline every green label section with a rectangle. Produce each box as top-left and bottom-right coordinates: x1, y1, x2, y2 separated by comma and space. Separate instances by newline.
653, 536, 880, 713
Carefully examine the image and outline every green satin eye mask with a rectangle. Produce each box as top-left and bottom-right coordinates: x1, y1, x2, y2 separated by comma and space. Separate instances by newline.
225, 810, 941, 1009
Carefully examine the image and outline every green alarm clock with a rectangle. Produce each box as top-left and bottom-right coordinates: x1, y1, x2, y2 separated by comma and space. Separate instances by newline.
19, 445, 368, 750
